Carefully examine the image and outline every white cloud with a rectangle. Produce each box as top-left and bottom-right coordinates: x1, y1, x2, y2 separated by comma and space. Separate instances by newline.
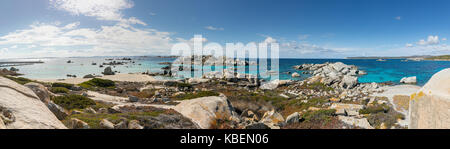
50, 0, 146, 25
0, 22, 175, 58
417, 35, 440, 46
405, 43, 413, 47
395, 16, 401, 20
0, 48, 8, 55
442, 38, 447, 41
205, 26, 224, 31
262, 36, 346, 58
63, 22, 80, 30
263, 37, 277, 44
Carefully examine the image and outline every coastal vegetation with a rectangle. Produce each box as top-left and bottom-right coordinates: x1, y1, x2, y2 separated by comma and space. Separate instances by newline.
50, 87, 69, 94
3, 76, 33, 85
52, 82, 74, 89
1, 59, 429, 129
51, 95, 96, 110
424, 55, 450, 60
79, 78, 115, 89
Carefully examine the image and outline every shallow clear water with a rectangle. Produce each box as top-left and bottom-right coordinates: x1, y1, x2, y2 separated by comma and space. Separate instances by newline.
278, 59, 450, 86
3, 57, 450, 86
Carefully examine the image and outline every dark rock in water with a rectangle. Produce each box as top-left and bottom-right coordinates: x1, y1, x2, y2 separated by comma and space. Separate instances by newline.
9, 67, 19, 72
161, 66, 171, 70
67, 60, 73, 63
245, 123, 271, 129
103, 66, 115, 75
1, 68, 22, 76
66, 74, 77, 78
83, 74, 95, 78
99, 65, 104, 68
158, 62, 172, 65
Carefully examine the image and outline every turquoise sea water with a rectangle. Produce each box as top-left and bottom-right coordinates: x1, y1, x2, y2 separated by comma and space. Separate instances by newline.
2, 57, 450, 86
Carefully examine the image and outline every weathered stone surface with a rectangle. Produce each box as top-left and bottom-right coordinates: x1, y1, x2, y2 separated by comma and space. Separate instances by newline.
100, 119, 115, 129
24, 82, 51, 104
128, 120, 143, 129
330, 103, 364, 116
409, 69, 450, 129
173, 95, 234, 129
47, 101, 69, 120
68, 118, 89, 129
114, 121, 127, 129
103, 66, 115, 75
338, 116, 373, 129
260, 79, 280, 90
0, 118, 6, 129
0, 77, 67, 129
291, 72, 300, 78
285, 112, 301, 124
187, 78, 210, 84
84, 107, 97, 114
260, 110, 285, 129
340, 75, 358, 89
400, 76, 417, 84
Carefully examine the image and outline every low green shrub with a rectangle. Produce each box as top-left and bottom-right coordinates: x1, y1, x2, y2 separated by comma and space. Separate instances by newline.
3, 76, 32, 85
359, 104, 389, 114
52, 82, 74, 89
52, 95, 96, 110
50, 87, 69, 94
302, 109, 336, 122
79, 78, 115, 89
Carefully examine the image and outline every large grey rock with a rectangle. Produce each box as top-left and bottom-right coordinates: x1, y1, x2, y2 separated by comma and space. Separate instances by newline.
260, 110, 285, 129
103, 67, 115, 75
128, 120, 143, 129
0, 77, 67, 129
114, 121, 128, 129
173, 95, 234, 129
260, 79, 280, 90
409, 69, 450, 129
338, 116, 373, 129
330, 103, 364, 116
83, 74, 95, 78
400, 76, 417, 84
285, 112, 301, 124
47, 101, 69, 120
330, 62, 348, 72
339, 75, 358, 89
291, 72, 300, 78
24, 82, 51, 104
100, 119, 115, 129
68, 118, 89, 129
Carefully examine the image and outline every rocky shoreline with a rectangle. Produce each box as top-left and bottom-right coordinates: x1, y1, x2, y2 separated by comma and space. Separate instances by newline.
1, 61, 439, 129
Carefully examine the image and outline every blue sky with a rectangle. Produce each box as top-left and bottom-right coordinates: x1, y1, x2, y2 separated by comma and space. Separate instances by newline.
1, 0, 450, 58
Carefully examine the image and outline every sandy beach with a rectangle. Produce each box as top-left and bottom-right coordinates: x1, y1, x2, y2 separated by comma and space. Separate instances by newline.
36, 73, 157, 84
